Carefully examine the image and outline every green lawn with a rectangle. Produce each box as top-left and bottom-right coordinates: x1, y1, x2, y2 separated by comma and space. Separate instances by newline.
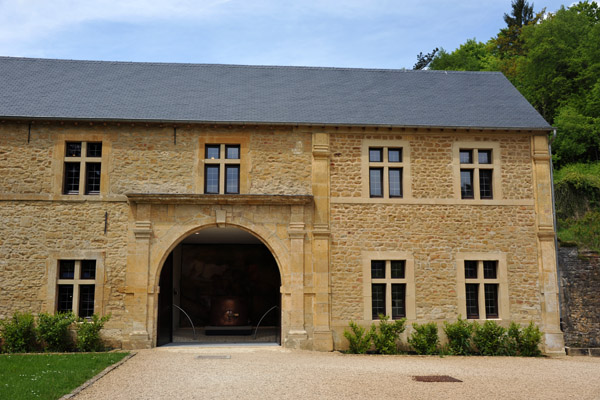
0, 352, 129, 400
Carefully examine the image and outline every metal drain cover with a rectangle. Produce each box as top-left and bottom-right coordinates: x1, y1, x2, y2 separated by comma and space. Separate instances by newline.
196, 355, 231, 359
413, 375, 462, 383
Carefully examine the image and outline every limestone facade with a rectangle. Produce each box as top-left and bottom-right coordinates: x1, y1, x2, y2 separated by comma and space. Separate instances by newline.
0, 121, 564, 353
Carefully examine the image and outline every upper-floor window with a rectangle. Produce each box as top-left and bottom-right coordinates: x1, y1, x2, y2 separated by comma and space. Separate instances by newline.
369, 147, 404, 198
458, 147, 498, 200
63, 142, 102, 195
204, 144, 240, 194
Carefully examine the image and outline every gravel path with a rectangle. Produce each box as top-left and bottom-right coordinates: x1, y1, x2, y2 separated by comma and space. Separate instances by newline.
75, 346, 600, 399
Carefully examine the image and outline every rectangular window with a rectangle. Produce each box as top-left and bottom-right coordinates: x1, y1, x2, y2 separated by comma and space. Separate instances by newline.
479, 169, 493, 199
368, 146, 404, 198
370, 259, 407, 319
56, 260, 97, 318
458, 147, 495, 200
465, 283, 479, 319
204, 144, 241, 194
391, 284, 406, 319
225, 165, 240, 194
484, 284, 499, 318
462, 259, 502, 320
63, 142, 102, 195
369, 168, 383, 197
371, 284, 386, 319
388, 168, 402, 197
460, 169, 474, 199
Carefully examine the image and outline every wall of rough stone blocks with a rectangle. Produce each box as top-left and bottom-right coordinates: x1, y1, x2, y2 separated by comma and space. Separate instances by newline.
559, 247, 600, 348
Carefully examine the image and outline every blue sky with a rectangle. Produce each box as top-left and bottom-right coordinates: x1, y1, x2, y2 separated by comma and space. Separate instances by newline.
0, 0, 570, 69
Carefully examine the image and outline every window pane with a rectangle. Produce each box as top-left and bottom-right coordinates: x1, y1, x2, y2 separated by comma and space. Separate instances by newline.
63, 162, 80, 194
484, 284, 499, 318
205, 145, 220, 159
225, 165, 240, 194
66, 142, 81, 157
389, 168, 402, 197
388, 148, 402, 163
459, 150, 472, 164
81, 260, 96, 280
464, 261, 478, 279
59, 260, 75, 279
460, 169, 474, 199
465, 283, 479, 319
391, 260, 405, 279
369, 148, 382, 162
87, 142, 102, 157
371, 260, 385, 279
57, 285, 73, 313
369, 168, 383, 197
478, 150, 492, 164
372, 284, 385, 319
225, 145, 240, 159
85, 163, 101, 194
79, 285, 95, 318
205, 165, 220, 194
479, 169, 493, 199
391, 284, 406, 319
483, 261, 497, 279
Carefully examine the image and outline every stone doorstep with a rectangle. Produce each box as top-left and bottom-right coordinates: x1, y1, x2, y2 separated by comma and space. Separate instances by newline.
565, 347, 600, 357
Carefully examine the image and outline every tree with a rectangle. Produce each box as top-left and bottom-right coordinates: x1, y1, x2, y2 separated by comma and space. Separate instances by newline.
504, 0, 535, 28
413, 48, 439, 70
428, 39, 495, 71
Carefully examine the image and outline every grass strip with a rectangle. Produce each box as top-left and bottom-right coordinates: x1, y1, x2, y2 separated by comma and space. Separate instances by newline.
0, 352, 129, 400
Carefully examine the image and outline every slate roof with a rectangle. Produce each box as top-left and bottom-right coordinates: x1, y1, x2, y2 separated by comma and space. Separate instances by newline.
0, 56, 551, 130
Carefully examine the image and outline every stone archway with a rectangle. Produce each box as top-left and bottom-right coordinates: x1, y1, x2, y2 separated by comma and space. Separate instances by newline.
155, 226, 282, 345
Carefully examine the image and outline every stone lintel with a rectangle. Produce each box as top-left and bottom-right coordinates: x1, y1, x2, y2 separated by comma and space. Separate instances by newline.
126, 193, 313, 205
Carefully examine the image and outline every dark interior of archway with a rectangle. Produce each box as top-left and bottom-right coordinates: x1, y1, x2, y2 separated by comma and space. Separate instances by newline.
157, 231, 281, 345
179, 244, 280, 327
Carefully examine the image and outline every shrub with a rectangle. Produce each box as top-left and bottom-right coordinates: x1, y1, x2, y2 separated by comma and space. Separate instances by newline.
343, 321, 375, 354
518, 322, 543, 357
0, 311, 37, 353
503, 322, 521, 356
472, 320, 507, 356
37, 312, 76, 352
443, 316, 474, 355
408, 322, 439, 355
76, 314, 111, 352
372, 315, 406, 355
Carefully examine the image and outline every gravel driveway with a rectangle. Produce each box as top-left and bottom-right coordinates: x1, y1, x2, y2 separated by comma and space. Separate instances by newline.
74, 346, 600, 399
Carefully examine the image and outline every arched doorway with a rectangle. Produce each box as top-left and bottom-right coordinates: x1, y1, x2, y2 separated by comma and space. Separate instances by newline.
156, 227, 281, 346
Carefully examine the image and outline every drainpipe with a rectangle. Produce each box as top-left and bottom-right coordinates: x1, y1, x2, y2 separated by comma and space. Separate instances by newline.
549, 128, 563, 330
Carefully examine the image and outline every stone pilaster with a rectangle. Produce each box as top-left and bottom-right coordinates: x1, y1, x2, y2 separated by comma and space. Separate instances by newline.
311, 132, 333, 351
532, 134, 565, 355
123, 204, 153, 349
285, 213, 308, 347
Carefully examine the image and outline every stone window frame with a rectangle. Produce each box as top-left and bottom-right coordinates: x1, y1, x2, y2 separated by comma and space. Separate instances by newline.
362, 251, 416, 321
198, 135, 249, 194
46, 251, 105, 317
361, 139, 412, 200
452, 141, 501, 201
52, 134, 110, 199
456, 252, 509, 321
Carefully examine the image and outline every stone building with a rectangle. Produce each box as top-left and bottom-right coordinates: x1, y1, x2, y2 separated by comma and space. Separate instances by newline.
0, 57, 564, 354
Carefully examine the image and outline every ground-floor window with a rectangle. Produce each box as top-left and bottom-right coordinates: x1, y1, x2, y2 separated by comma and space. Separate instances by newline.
456, 253, 508, 320
56, 260, 97, 317
362, 252, 415, 321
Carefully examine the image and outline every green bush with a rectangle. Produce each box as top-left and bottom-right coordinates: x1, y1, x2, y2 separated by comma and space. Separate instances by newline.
503, 322, 521, 356
408, 322, 439, 355
0, 311, 37, 353
76, 314, 111, 352
343, 321, 375, 354
443, 316, 474, 355
372, 315, 406, 355
472, 320, 507, 356
37, 312, 76, 352
518, 321, 543, 357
